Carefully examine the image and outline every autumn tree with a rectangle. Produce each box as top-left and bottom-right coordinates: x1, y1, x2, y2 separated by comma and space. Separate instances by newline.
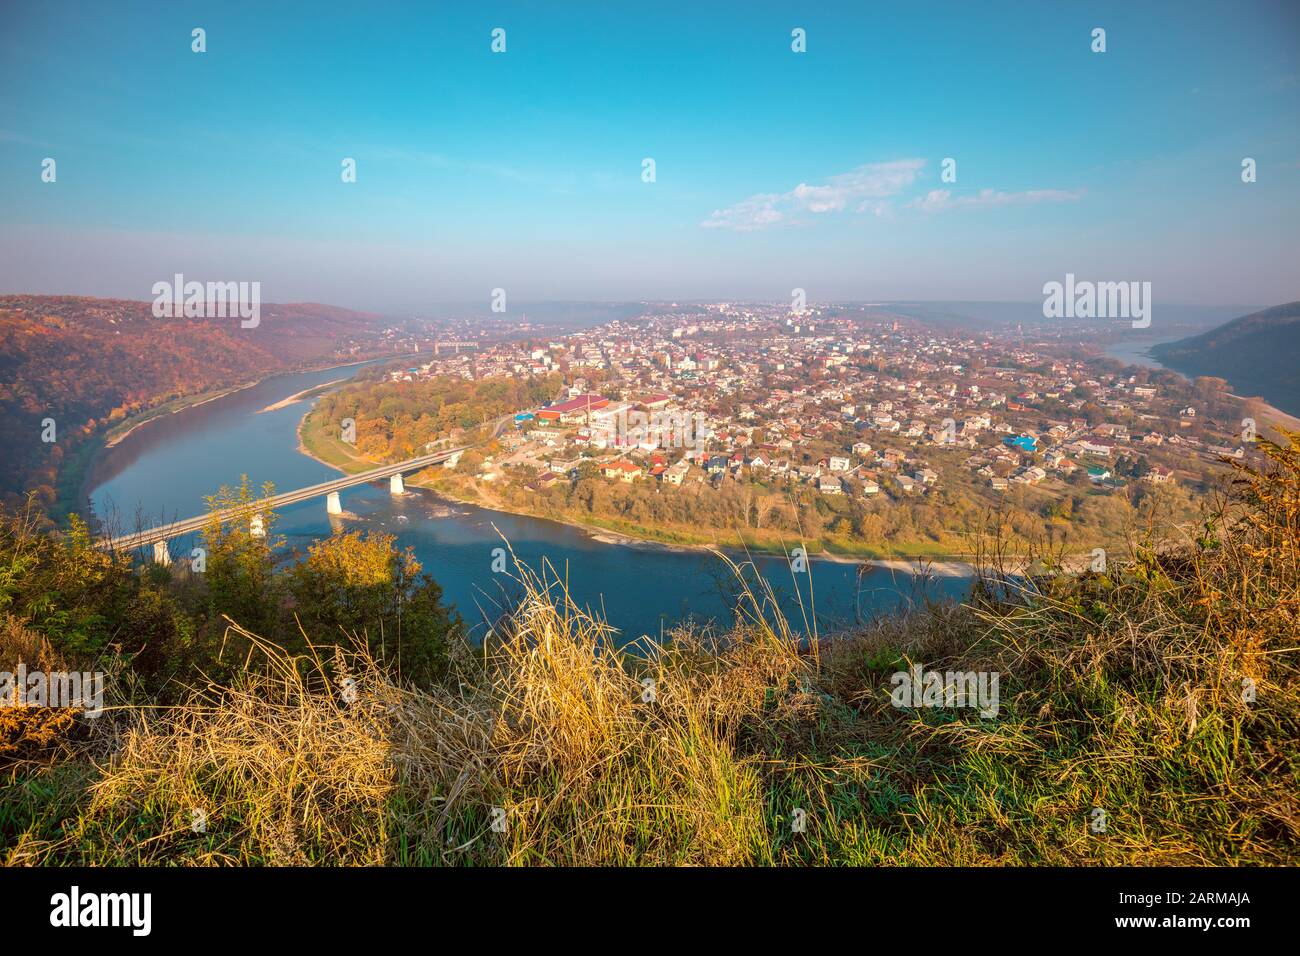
287, 529, 460, 686
201, 475, 282, 637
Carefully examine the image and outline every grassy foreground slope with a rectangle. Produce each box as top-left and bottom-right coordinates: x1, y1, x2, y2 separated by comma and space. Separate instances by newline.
2, 435, 1298, 866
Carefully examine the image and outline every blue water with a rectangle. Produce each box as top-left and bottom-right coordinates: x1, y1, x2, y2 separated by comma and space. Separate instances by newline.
87, 363, 973, 640
1102, 335, 1185, 370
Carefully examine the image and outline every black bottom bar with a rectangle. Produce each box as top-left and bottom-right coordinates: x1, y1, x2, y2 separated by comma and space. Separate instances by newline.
0, 866, 1283, 942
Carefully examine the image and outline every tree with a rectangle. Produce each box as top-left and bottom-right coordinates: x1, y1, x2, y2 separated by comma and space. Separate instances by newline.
201, 475, 281, 636
287, 530, 460, 686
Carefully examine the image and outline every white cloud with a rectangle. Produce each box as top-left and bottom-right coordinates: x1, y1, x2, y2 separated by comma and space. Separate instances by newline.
701, 159, 925, 231
698, 193, 786, 232
906, 187, 1083, 212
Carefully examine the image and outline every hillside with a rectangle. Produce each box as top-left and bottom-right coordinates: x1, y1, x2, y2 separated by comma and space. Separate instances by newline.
0, 296, 386, 510
1151, 302, 1300, 415
1, 430, 1297, 865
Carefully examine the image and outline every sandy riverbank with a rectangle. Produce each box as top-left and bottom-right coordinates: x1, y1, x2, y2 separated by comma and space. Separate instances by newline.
258, 379, 346, 414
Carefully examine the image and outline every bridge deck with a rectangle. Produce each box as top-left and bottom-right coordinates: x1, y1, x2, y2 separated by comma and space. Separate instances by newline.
100, 447, 465, 552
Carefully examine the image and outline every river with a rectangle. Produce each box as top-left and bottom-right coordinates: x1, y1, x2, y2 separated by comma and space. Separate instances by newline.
87, 363, 973, 641
1101, 335, 1176, 370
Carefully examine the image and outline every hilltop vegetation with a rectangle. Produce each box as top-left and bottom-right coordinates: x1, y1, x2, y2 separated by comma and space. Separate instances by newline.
0, 476, 461, 709
0, 295, 385, 513
2, 433, 1297, 865
308, 369, 560, 461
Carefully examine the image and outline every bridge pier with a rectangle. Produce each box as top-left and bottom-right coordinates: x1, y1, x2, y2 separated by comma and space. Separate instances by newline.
250, 513, 266, 538
390, 474, 405, 495
326, 491, 343, 515
153, 541, 171, 566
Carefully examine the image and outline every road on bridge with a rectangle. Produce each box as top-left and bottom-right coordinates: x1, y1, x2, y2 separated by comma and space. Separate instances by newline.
101, 446, 467, 553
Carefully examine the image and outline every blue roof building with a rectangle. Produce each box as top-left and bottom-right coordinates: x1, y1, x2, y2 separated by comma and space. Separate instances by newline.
1003, 434, 1038, 453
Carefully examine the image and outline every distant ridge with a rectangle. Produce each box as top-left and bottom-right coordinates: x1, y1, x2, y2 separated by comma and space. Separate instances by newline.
0, 295, 389, 507
1150, 302, 1300, 417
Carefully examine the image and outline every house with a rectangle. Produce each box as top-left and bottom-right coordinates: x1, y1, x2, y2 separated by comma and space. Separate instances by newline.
1142, 465, 1175, 485
539, 394, 611, 424
663, 459, 692, 486
818, 475, 843, 495
1208, 445, 1245, 460
601, 460, 641, 483
1003, 434, 1038, 454
547, 456, 582, 473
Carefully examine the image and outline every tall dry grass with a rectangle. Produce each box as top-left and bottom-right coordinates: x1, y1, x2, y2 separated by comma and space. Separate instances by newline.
2, 433, 1298, 866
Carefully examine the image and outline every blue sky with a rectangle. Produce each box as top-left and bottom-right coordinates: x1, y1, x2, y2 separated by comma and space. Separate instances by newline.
1, 0, 1297, 311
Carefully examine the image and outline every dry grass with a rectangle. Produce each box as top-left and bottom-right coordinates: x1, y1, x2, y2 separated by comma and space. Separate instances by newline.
2, 434, 1299, 866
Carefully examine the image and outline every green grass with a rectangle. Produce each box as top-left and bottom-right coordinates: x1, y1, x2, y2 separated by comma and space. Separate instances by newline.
298, 409, 379, 474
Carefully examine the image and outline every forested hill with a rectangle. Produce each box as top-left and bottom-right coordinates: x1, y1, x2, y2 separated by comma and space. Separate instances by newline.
1150, 302, 1300, 415
0, 295, 386, 510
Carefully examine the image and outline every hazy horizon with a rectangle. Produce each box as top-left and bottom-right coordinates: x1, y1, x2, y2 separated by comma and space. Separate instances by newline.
0, 293, 1269, 334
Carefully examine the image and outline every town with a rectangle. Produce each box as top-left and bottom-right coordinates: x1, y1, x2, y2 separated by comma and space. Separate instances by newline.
362, 302, 1250, 546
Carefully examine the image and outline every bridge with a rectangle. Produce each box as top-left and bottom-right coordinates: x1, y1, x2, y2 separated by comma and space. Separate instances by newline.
101, 447, 468, 561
